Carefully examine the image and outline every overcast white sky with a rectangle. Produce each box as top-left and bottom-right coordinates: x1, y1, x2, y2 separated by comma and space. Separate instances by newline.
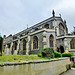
0, 0, 75, 36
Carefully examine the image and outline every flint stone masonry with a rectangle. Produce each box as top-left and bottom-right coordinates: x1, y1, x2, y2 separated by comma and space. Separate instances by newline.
3, 13, 75, 55
0, 58, 70, 75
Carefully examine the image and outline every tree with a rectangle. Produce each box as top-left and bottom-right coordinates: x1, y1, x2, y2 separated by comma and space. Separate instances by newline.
0, 35, 3, 56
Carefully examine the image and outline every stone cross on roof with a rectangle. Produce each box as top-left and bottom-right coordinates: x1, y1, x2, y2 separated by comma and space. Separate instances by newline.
52, 10, 55, 17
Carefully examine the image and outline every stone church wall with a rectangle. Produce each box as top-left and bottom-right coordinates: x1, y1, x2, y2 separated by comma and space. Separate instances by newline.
29, 31, 43, 54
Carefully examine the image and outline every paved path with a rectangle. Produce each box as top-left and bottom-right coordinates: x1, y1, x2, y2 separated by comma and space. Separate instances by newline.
61, 68, 75, 75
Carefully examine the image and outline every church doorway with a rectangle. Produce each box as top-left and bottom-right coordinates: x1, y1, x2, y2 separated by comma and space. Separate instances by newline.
57, 46, 64, 53
60, 46, 64, 53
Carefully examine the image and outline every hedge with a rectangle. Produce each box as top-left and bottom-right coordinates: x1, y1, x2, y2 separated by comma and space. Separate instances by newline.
38, 53, 42, 57
54, 52, 62, 58
62, 52, 73, 57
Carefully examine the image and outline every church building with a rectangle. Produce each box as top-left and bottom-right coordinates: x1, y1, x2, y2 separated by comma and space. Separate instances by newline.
3, 10, 75, 55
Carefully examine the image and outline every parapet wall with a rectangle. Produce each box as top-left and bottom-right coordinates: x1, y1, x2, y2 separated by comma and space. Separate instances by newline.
0, 57, 70, 75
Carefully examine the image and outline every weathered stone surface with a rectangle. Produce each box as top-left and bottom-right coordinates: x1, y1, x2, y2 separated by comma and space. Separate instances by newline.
0, 57, 70, 75
3, 14, 75, 55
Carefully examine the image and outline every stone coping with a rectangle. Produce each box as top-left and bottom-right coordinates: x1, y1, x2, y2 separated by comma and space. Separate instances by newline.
0, 57, 69, 66
56, 35, 75, 39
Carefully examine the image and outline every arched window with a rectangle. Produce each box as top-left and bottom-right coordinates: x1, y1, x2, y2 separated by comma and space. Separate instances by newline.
59, 23, 65, 35
70, 39, 75, 49
49, 35, 54, 47
13, 42, 17, 50
35, 28, 39, 31
23, 39, 26, 50
7, 43, 10, 48
44, 24, 49, 29
13, 36, 17, 40
33, 36, 38, 49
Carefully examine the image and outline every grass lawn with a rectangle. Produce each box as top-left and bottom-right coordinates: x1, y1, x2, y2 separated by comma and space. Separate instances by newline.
0, 55, 45, 63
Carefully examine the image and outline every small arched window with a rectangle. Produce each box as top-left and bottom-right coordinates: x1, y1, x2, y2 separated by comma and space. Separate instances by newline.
13, 36, 17, 40
70, 39, 75, 49
33, 36, 38, 49
44, 24, 49, 29
49, 35, 54, 47
35, 28, 39, 31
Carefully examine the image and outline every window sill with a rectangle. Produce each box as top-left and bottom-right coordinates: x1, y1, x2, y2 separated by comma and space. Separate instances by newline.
69, 49, 75, 51
32, 49, 39, 51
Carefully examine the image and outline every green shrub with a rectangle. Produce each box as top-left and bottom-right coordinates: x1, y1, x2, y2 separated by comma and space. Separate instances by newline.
48, 57, 51, 59
62, 52, 73, 57
41, 47, 54, 58
38, 53, 42, 57
72, 64, 75, 68
54, 52, 62, 58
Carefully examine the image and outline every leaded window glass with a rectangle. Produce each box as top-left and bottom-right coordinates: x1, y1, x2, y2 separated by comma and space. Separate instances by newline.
33, 36, 38, 49
44, 24, 49, 29
13, 42, 17, 50
70, 39, 75, 49
49, 35, 54, 47
23, 40, 26, 50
